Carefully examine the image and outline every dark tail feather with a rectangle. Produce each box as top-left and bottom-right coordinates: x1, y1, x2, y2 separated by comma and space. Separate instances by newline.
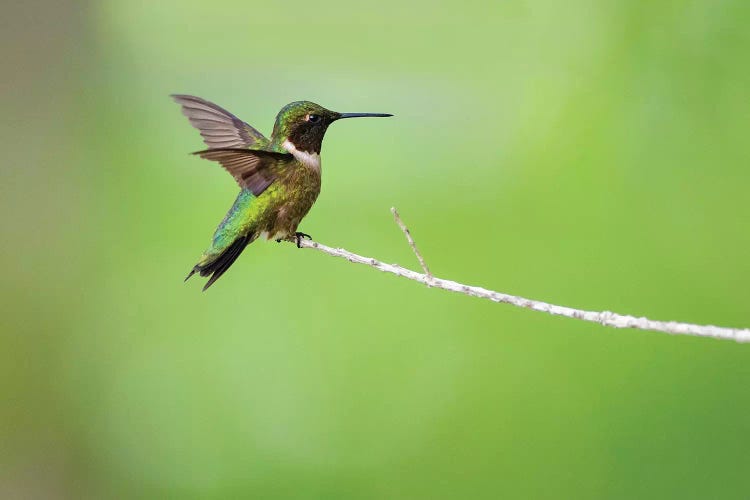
185, 233, 252, 291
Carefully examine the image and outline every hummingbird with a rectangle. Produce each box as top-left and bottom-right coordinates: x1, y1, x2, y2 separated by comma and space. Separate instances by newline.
172, 95, 392, 291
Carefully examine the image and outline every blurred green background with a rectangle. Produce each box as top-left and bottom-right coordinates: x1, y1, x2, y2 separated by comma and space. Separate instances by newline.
2, 0, 750, 498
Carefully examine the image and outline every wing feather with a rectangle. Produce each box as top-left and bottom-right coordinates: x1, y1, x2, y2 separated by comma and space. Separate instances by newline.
172, 94, 268, 149
192, 148, 291, 196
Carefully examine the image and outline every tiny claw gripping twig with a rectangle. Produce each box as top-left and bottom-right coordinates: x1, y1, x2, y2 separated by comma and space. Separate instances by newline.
391, 207, 431, 278
295, 232, 312, 248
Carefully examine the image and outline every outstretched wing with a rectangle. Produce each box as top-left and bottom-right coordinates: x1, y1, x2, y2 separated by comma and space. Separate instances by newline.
172, 94, 268, 149
193, 148, 292, 196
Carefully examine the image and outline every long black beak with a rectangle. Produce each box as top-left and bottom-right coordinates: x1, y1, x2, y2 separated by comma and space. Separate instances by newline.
338, 112, 393, 119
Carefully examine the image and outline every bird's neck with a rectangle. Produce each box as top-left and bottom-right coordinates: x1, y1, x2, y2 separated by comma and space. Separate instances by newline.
282, 139, 321, 173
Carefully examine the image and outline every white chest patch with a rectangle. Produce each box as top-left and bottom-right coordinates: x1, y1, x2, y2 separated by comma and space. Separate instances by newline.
283, 139, 321, 173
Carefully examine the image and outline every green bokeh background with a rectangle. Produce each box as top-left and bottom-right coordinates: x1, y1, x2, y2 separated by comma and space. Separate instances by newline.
2, 1, 749, 498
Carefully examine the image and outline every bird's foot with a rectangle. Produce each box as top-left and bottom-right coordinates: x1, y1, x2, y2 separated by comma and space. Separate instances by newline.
294, 232, 312, 248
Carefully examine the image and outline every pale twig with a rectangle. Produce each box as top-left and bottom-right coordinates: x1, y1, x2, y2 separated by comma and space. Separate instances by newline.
295, 209, 750, 343
390, 207, 431, 277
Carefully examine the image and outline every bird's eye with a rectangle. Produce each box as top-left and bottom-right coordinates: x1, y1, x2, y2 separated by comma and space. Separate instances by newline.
307, 114, 321, 123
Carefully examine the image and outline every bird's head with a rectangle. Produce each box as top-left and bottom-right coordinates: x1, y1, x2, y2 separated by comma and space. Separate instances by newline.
272, 101, 391, 154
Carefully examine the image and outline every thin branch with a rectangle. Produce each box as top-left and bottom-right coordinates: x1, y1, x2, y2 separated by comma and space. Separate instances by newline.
391, 207, 431, 277
295, 209, 750, 343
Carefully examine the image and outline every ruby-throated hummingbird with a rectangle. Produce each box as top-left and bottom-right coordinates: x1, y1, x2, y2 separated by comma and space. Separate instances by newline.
172, 95, 392, 291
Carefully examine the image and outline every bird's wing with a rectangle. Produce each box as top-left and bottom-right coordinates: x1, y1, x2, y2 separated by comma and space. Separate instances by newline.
172, 94, 268, 148
193, 148, 292, 196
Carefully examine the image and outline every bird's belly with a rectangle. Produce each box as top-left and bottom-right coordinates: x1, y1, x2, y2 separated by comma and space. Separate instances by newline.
260, 200, 313, 240
259, 179, 320, 240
